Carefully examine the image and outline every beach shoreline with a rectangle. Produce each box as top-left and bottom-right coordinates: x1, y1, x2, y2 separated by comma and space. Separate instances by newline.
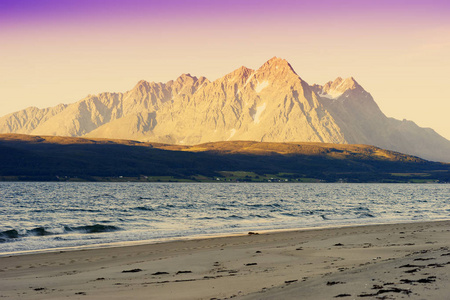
1, 220, 449, 299
3, 218, 448, 258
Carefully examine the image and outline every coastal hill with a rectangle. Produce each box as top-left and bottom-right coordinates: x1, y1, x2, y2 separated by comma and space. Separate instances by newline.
1, 57, 449, 163
1, 134, 448, 183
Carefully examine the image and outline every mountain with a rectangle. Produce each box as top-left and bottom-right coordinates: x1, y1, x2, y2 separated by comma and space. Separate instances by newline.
1, 57, 450, 162
1, 134, 449, 183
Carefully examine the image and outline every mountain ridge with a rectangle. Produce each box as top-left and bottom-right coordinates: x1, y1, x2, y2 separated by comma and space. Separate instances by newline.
1, 57, 450, 162
1, 133, 448, 183
0, 133, 426, 162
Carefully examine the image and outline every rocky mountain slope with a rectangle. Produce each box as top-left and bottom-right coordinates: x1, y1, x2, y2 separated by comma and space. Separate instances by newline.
1, 57, 449, 162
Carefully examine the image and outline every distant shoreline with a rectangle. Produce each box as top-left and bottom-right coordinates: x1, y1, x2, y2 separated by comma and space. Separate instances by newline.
0, 177, 447, 183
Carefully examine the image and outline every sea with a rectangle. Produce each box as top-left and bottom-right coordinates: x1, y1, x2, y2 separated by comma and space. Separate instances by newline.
1, 182, 449, 256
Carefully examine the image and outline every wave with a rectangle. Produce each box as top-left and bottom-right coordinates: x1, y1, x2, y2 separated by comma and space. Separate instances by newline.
91, 193, 116, 199
216, 214, 245, 220
197, 217, 214, 220
64, 224, 121, 234
281, 212, 298, 217
0, 227, 54, 243
66, 208, 103, 213
0, 229, 19, 241
248, 214, 274, 219
245, 203, 282, 209
133, 206, 155, 211
358, 213, 376, 218
31, 208, 101, 213
0, 224, 121, 243
27, 227, 54, 236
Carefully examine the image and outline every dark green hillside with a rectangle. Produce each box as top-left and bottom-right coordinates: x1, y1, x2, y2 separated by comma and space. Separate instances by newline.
0, 134, 448, 183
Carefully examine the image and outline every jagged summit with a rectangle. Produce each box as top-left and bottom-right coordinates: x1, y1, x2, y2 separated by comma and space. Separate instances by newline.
230, 66, 254, 77
134, 79, 151, 88
258, 56, 298, 76
1, 57, 449, 162
131, 79, 168, 96
315, 77, 365, 99
222, 66, 254, 83
176, 73, 197, 81
265, 56, 291, 66
333, 77, 362, 91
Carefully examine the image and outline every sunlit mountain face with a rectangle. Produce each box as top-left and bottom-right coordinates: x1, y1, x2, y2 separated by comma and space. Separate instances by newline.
1, 57, 450, 163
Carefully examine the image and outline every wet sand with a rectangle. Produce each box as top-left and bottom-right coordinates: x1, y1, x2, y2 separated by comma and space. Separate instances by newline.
1, 220, 449, 299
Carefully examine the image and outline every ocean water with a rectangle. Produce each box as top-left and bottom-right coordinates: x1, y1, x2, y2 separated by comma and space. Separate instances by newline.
0, 182, 449, 255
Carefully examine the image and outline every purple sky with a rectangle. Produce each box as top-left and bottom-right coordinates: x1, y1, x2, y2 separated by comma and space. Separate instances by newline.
2, 0, 449, 26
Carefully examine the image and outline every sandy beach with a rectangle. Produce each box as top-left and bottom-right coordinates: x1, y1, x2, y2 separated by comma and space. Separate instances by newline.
1, 220, 449, 299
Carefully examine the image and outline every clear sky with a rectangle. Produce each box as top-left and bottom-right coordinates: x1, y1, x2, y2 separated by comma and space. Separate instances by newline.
1, 0, 449, 139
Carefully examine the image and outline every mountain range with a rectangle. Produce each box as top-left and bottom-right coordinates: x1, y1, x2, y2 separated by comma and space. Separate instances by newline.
1, 57, 449, 162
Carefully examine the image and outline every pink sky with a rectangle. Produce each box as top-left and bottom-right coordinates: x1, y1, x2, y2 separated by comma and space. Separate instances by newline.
1, 0, 450, 139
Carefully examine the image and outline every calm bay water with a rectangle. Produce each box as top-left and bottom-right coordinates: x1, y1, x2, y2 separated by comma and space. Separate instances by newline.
1, 182, 449, 255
